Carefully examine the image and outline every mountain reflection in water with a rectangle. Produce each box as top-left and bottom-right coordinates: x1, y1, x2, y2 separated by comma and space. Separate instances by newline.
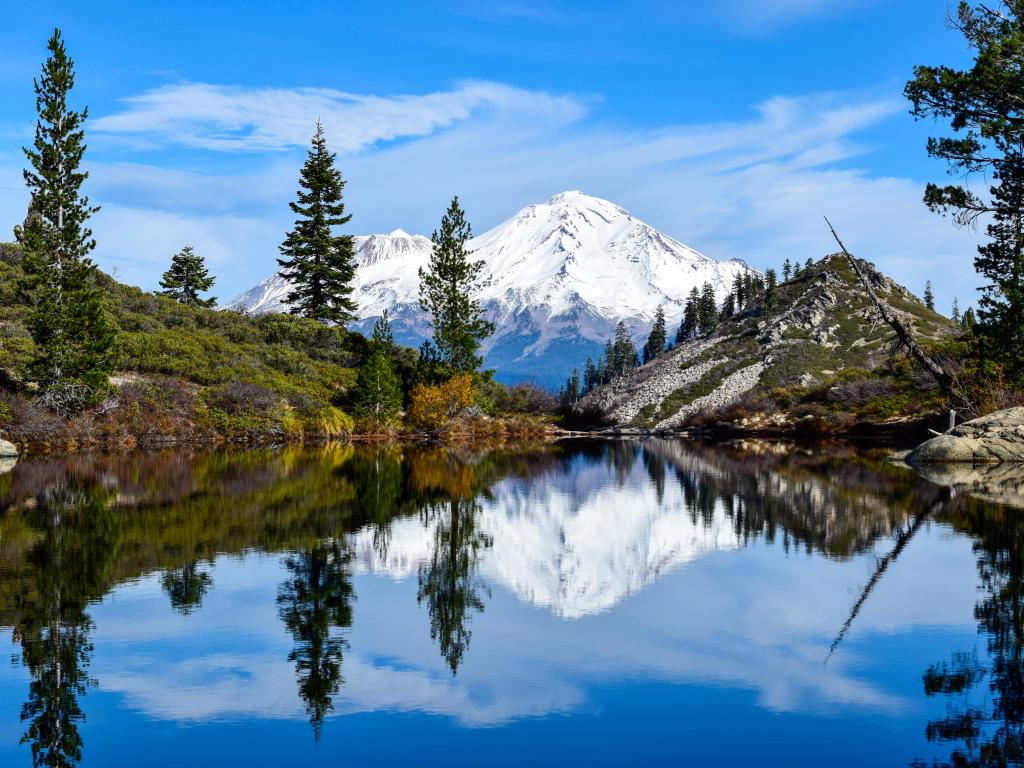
0, 440, 1021, 767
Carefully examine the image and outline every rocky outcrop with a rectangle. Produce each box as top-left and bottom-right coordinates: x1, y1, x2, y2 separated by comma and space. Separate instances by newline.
908, 408, 1024, 464
574, 253, 957, 429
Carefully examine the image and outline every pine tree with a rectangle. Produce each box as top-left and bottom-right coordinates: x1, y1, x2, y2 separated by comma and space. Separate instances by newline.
278, 122, 357, 325
732, 272, 745, 310
419, 196, 494, 374
782, 258, 792, 281
159, 245, 216, 307
962, 307, 977, 329
643, 306, 667, 364
719, 293, 736, 320
583, 356, 597, 393
595, 353, 607, 386
907, 3, 1024, 380
804, 257, 813, 272
610, 321, 638, 378
677, 287, 699, 343
371, 308, 394, 348
564, 369, 581, 403
698, 282, 718, 335
951, 297, 961, 324
923, 280, 935, 311
354, 315, 402, 427
20, 29, 114, 414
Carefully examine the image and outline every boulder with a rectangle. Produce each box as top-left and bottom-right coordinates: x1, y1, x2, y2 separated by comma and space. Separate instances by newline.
0, 438, 17, 458
908, 407, 1024, 464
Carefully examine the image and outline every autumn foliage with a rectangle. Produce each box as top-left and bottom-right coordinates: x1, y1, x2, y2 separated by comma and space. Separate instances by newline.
408, 374, 475, 430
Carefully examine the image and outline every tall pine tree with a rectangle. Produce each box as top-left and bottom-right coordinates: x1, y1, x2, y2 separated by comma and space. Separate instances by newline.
923, 280, 935, 311
907, 3, 1024, 380
278, 122, 357, 325
160, 245, 216, 307
643, 306, 667, 363
20, 29, 114, 414
419, 196, 494, 374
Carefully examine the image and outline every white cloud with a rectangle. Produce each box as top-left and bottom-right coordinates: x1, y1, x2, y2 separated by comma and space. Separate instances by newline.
92, 80, 588, 153
0, 80, 981, 313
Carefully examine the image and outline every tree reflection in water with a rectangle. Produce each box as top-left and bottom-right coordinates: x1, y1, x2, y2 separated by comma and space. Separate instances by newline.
277, 541, 355, 741
417, 495, 492, 675
10, 483, 115, 767
912, 500, 1024, 767
161, 562, 212, 615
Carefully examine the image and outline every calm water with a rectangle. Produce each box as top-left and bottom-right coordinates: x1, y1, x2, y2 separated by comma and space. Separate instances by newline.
0, 439, 1019, 766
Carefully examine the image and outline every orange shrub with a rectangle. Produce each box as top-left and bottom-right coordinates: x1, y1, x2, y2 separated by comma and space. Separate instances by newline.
408, 374, 475, 430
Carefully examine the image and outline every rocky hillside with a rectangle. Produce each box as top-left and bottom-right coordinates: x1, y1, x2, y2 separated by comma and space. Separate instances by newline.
578, 253, 958, 431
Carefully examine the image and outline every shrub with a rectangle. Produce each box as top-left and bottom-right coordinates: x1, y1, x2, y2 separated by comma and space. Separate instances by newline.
408, 374, 475, 430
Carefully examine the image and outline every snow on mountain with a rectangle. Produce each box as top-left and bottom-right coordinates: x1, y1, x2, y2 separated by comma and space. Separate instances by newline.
347, 459, 739, 619
223, 191, 753, 387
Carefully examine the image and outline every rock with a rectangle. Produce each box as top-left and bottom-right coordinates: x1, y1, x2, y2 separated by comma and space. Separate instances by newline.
908, 407, 1024, 464
0, 438, 17, 458
0, 457, 15, 475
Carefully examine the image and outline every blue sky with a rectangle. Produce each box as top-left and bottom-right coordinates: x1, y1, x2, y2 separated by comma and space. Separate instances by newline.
0, 1, 982, 310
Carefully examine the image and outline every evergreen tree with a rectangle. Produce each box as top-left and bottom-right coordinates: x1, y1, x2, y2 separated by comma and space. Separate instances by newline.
804, 257, 813, 272
354, 314, 402, 426
732, 272, 746, 310
278, 122, 357, 325
677, 287, 699, 343
643, 306, 667, 364
782, 258, 792, 281
562, 369, 581, 405
764, 268, 779, 318
595, 353, 607, 386
951, 297, 961, 324
159, 245, 216, 307
609, 321, 638, 378
907, 3, 1024, 380
371, 308, 394, 348
719, 293, 736, 320
20, 29, 114, 414
583, 357, 597, 394
602, 340, 615, 383
698, 282, 718, 335
419, 196, 494, 374
962, 307, 977, 329
923, 280, 935, 311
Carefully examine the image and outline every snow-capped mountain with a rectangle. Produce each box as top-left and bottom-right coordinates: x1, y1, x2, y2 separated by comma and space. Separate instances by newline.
224, 191, 752, 387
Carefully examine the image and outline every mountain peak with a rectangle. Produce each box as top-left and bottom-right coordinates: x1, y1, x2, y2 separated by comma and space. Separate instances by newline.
387, 228, 412, 238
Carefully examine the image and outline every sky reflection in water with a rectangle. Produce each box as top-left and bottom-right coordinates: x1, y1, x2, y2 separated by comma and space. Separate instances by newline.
0, 440, 1014, 766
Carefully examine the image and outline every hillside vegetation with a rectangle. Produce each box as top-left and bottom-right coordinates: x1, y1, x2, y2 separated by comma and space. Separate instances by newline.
0, 243, 368, 446
576, 253, 966, 434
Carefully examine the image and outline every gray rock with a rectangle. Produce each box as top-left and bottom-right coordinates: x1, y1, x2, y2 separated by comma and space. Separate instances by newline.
0, 457, 15, 475
908, 407, 1024, 464
0, 438, 18, 458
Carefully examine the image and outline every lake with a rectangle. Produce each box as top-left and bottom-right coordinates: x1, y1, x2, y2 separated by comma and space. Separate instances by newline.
0, 439, 1017, 766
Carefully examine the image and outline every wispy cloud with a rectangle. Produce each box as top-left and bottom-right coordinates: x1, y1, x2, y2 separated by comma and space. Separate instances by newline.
92, 81, 589, 152
0, 79, 978, 313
